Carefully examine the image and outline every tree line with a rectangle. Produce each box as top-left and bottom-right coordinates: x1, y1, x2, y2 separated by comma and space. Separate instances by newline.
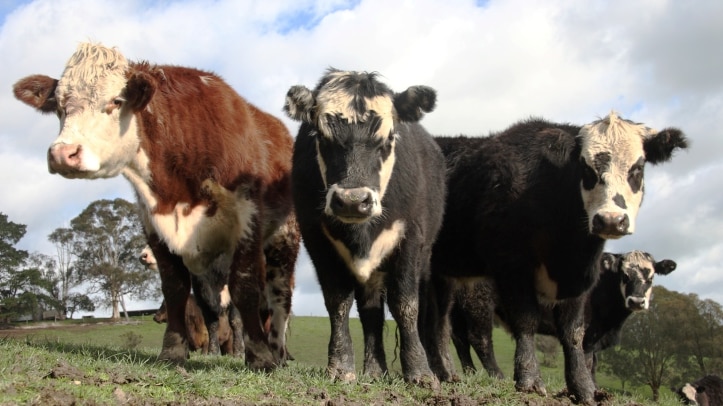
0, 199, 160, 323
597, 285, 723, 401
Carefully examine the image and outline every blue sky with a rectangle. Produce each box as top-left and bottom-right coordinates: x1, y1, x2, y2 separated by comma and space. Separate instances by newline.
0, 0, 721, 318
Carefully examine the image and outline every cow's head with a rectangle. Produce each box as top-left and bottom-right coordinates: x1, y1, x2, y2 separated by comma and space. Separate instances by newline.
578, 112, 688, 238
13, 42, 154, 179
677, 382, 707, 405
139, 245, 158, 271
600, 250, 677, 311
284, 68, 436, 224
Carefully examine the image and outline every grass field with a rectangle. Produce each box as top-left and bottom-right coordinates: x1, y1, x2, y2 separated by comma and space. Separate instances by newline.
0, 316, 683, 405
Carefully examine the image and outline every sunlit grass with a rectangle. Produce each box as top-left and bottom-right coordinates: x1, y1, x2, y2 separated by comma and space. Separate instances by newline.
0, 316, 684, 405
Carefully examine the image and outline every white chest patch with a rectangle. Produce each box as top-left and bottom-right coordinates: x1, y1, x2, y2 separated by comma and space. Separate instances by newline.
125, 167, 258, 276
322, 220, 406, 284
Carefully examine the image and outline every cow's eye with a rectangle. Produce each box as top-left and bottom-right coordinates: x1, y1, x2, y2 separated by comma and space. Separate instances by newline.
113, 98, 123, 107
628, 164, 643, 188
581, 159, 598, 190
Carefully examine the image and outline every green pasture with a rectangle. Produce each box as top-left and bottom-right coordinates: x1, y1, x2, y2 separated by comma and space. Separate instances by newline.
0, 316, 682, 405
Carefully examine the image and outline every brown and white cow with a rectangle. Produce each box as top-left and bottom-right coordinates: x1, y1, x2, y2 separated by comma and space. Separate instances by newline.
13, 42, 298, 370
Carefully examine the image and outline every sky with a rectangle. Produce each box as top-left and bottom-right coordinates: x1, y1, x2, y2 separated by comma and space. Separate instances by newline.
0, 0, 721, 318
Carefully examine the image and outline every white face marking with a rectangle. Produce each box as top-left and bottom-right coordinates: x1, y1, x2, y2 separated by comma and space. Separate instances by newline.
535, 264, 558, 303
318, 135, 396, 223
324, 184, 382, 223
620, 250, 655, 310
378, 138, 396, 201
50, 43, 141, 179
315, 138, 328, 187
322, 220, 406, 284
579, 112, 652, 238
140, 245, 158, 271
680, 383, 698, 404
317, 94, 395, 140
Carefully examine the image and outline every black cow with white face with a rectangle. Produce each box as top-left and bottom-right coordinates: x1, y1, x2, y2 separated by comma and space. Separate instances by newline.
285, 69, 446, 386
428, 113, 688, 403
677, 375, 723, 406
451, 250, 677, 384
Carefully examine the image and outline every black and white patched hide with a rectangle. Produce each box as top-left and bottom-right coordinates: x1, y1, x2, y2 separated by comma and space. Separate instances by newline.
601, 250, 677, 311
578, 111, 687, 238
285, 69, 435, 225
285, 68, 445, 385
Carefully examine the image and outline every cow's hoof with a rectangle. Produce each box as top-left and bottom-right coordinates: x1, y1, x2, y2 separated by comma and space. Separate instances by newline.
327, 367, 356, 382
247, 358, 278, 372
158, 349, 187, 365
407, 373, 440, 390
433, 369, 460, 383
515, 377, 547, 397
570, 388, 596, 405
362, 361, 386, 379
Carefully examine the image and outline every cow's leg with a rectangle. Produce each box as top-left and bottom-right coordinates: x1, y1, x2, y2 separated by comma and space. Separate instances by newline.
228, 304, 245, 358
422, 273, 457, 383
229, 234, 277, 371
148, 235, 191, 364
300, 224, 357, 380
191, 274, 222, 355
461, 282, 505, 379
355, 282, 387, 378
587, 351, 598, 388
386, 244, 438, 387
321, 275, 356, 381
496, 275, 546, 396
554, 297, 596, 403
450, 301, 477, 374
263, 216, 299, 366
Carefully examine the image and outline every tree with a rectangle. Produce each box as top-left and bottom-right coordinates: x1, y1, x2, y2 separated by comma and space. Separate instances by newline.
0, 213, 29, 323
48, 227, 83, 318
65, 293, 95, 319
599, 286, 698, 401
70, 198, 159, 320
681, 294, 723, 377
597, 346, 635, 392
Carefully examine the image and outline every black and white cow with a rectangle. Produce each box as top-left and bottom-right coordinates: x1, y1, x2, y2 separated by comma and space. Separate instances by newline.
677, 375, 723, 406
285, 69, 446, 385
451, 250, 677, 384
427, 114, 688, 403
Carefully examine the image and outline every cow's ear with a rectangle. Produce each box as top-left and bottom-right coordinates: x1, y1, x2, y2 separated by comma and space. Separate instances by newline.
13, 75, 59, 114
644, 127, 689, 165
394, 85, 436, 123
539, 128, 576, 168
654, 259, 677, 275
122, 71, 156, 112
284, 85, 314, 123
600, 253, 617, 272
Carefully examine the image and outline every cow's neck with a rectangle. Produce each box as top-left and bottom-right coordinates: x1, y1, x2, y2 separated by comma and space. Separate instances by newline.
122, 147, 156, 210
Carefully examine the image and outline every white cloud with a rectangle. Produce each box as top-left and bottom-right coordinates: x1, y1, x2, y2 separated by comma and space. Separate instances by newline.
1, 0, 721, 317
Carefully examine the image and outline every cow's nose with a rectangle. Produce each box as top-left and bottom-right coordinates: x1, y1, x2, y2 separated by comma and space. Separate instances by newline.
330, 188, 373, 218
48, 143, 82, 174
592, 212, 629, 237
139, 253, 148, 264
626, 296, 647, 311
